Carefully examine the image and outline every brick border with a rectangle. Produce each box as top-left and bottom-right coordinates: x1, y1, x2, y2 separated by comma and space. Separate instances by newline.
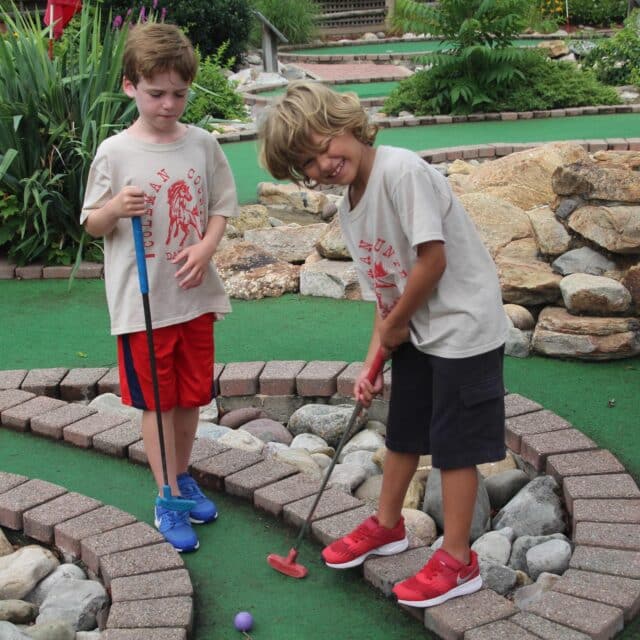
1, 364, 639, 639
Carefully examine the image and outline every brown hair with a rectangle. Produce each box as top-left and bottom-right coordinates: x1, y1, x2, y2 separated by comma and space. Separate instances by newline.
258, 81, 378, 185
122, 22, 197, 86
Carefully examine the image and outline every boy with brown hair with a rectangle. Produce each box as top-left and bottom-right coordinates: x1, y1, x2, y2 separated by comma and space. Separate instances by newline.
81, 23, 239, 552
258, 81, 508, 607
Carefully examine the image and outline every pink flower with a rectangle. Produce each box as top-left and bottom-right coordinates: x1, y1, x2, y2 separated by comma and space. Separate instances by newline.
112, 14, 123, 28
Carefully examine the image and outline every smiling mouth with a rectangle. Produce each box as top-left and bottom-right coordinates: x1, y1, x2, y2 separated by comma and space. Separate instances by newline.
329, 159, 345, 179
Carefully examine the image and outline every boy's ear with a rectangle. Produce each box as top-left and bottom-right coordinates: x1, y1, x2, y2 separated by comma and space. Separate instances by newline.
122, 76, 136, 97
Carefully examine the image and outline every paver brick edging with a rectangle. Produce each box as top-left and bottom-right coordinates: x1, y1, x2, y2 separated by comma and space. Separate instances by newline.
1, 364, 639, 639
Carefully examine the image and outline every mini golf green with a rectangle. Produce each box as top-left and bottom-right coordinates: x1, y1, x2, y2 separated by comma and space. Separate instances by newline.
223, 113, 640, 204
287, 38, 552, 56
253, 80, 399, 100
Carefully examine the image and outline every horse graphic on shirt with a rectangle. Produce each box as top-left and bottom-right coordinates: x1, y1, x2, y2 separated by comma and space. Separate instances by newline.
166, 180, 203, 247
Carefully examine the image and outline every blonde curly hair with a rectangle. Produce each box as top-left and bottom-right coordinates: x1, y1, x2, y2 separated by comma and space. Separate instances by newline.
258, 81, 378, 186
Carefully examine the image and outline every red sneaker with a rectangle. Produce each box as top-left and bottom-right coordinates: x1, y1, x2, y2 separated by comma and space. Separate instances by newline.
322, 515, 408, 569
393, 549, 482, 607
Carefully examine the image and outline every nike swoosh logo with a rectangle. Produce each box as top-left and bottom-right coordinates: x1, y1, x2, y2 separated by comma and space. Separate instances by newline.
457, 571, 475, 586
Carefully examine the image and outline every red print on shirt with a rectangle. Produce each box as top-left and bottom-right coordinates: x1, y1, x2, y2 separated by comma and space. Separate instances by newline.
359, 237, 407, 317
166, 180, 203, 247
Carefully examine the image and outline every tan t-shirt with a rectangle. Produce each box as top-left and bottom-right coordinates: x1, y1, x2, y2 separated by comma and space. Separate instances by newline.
338, 146, 508, 358
81, 126, 238, 335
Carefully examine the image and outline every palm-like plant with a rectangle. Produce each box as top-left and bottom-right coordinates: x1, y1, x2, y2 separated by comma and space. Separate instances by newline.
390, 0, 530, 114
0, 2, 135, 267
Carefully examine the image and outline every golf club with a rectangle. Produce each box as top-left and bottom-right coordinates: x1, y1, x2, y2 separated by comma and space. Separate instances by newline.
267, 347, 387, 578
132, 216, 195, 512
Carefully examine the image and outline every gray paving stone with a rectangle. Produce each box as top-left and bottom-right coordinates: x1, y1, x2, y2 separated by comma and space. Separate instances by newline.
60, 367, 110, 401
93, 421, 141, 457
0, 472, 28, 494
570, 545, 640, 579
110, 568, 193, 602
75, 261, 103, 278
106, 596, 192, 631
563, 474, 640, 513
259, 360, 306, 395
464, 619, 541, 640
511, 612, 591, 640
574, 522, 640, 552
553, 569, 640, 622
310, 504, 374, 546
296, 360, 348, 397
191, 448, 263, 491
218, 361, 265, 396
283, 488, 363, 528
363, 546, 432, 597
0, 370, 27, 390
16, 264, 42, 279
522, 591, 623, 640
520, 429, 597, 471
97, 367, 120, 395
20, 367, 68, 396
63, 412, 129, 448
102, 630, 186, 640
425, 588, 517, 640
573, 499, 640, 529
0, 479, 67, 529
81, 521, 165, 574
1, 396, 67, 431
546, 450, 625, 482
254, 473, 321, 516
186, 437, 229, 466
225, 459, 298, 500
504, 393, 543, 418
259, 394, 305, 423
22, 492, 102, 543
42, 265, 72, 279
505, 410, 570, 453
54, 505, 138, 558
100, 543, 184, 588
0, 389, 35, 412
30, 403, 96, 439
0, 258, 16, 279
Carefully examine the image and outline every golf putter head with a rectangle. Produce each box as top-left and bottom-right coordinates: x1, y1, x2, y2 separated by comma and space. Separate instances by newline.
267, 548, 308, 579
156, 485, 196, 512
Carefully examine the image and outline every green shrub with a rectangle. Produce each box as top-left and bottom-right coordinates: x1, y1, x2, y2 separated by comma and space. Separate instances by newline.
0, 2, 134, 267
567, 0, 627, 26
384, 49, 619, 114
390, 0, 531, 114
582, 10, 640, 84
250, 0, 319, 46
99, 0, 253, 63
183, 44, 248, 125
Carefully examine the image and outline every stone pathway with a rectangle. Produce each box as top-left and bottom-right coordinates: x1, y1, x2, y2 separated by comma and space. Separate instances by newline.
290, 61, 412, 81
0, 364, 639, 639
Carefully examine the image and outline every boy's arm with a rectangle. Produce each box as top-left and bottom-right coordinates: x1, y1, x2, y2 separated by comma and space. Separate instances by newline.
172, 214, 227, 289
84, 186, 146, 237
379, 240, 446, 353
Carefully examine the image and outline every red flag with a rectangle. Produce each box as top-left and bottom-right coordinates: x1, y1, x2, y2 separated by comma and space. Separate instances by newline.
43, 0, 82, 39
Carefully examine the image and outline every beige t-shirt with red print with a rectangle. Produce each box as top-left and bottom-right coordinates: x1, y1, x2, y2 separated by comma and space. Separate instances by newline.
81, 126, 238, 335
338, 145, 508, 359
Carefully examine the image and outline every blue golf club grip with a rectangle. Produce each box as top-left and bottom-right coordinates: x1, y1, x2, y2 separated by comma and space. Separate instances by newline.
131, 217, 149, 294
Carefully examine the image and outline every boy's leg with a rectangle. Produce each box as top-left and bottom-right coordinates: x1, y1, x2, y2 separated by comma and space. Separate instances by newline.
142, 408, 180, 496
377, 450, 420, 529
174, 406, 199, 474
441, 466, 478, 564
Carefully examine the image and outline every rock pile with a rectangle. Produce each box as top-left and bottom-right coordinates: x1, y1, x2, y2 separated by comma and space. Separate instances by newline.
215, 142, 640, 361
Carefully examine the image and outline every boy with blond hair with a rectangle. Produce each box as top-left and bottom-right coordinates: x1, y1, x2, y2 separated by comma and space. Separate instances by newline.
258, 81, 508, 607
81, 23, 238, 552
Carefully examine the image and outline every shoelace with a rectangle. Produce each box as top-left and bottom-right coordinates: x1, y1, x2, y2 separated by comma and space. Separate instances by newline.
179, 478, 204, 499
158, 508, 188, 529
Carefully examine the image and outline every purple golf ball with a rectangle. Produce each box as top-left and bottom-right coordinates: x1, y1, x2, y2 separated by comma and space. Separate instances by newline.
234, 611, 253, 632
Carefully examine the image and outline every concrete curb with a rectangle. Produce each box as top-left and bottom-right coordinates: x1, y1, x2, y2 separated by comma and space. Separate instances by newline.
1, 363, 639, 638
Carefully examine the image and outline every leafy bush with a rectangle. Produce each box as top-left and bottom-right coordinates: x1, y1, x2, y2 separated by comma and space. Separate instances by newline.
390, 0, 531, 114
385, 48, 618, 115
183, 44, 248, 125
250, 0, 319, 46
567, 0, 627, 26
0, 2, 135, 266
99, 0, 253, 63
582, 10, 640, 85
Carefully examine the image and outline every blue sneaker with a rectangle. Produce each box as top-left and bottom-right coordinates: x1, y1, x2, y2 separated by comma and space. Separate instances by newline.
177, 473, 218, 524
154, 500, 199, 552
